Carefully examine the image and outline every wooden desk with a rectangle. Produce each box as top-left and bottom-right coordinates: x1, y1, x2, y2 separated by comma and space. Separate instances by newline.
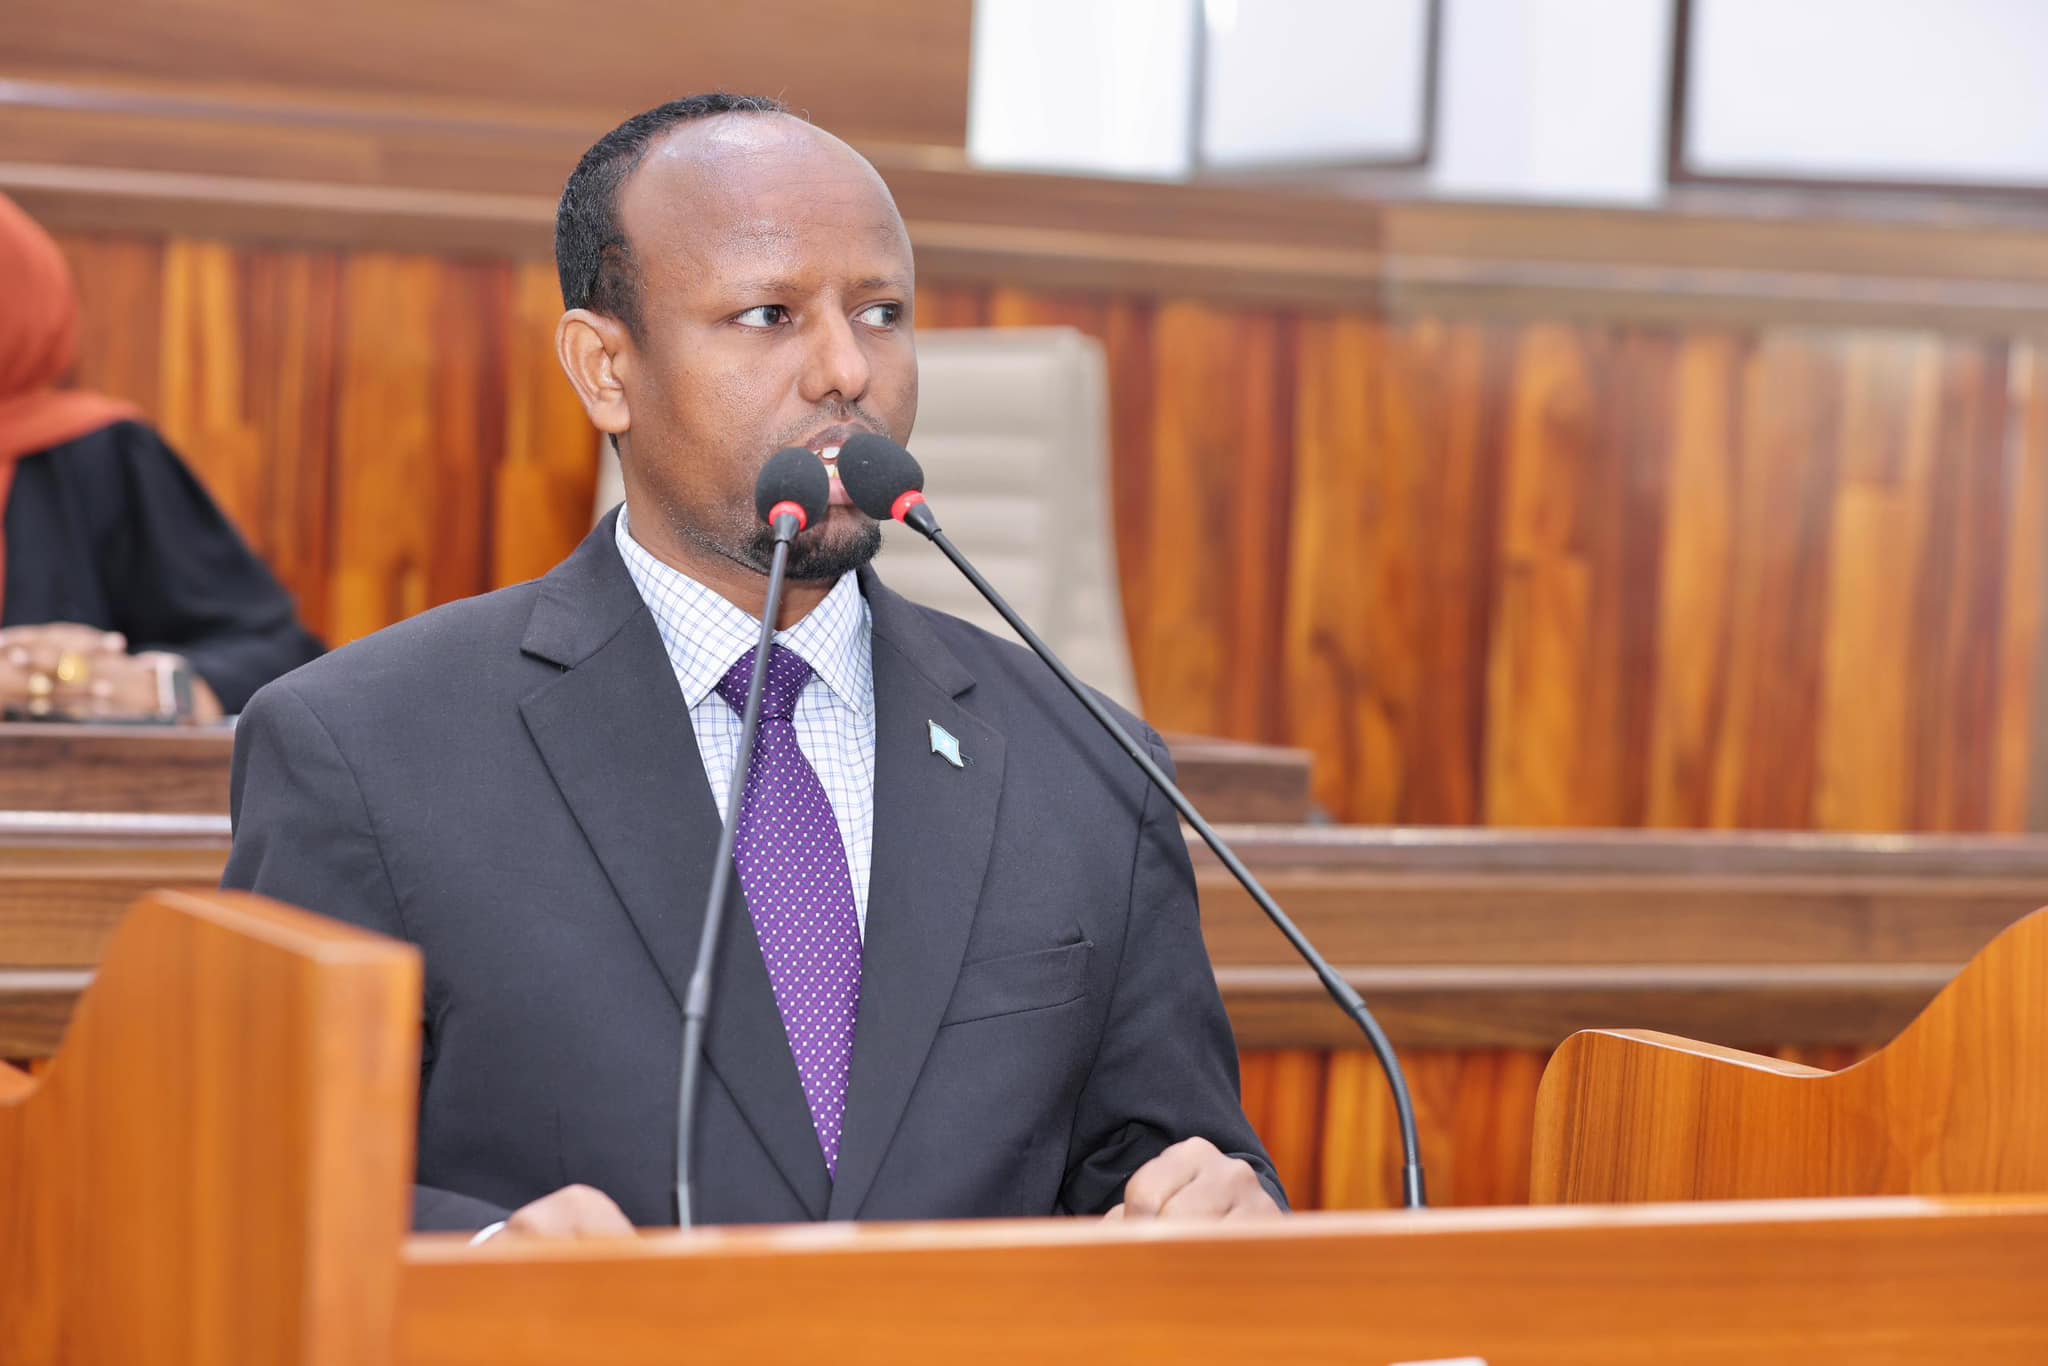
1203, 825, 2048, 1209
1158, 732, 1314, 823
9, 816, 2046, 1208
0, 723, 234, 815
0, 722, 1312, 824
0, 811, 229, 1056
399, 1198, 2048, 1365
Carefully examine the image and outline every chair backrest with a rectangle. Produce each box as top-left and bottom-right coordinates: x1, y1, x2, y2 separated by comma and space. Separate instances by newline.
592, 327, 1142, 711
1531, 905, 2048, 1202
0, 888, 418, 1365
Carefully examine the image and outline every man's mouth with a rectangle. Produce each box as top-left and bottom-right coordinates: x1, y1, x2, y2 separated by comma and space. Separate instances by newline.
799, 429, 862, 509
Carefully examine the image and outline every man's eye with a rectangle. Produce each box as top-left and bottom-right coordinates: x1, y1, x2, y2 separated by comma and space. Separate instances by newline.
734, 305, 789, 327
856, 303, 901, 328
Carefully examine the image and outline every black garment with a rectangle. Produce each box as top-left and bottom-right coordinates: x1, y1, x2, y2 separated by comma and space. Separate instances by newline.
224, 510, 1281, 1232
3, 420, 323, 713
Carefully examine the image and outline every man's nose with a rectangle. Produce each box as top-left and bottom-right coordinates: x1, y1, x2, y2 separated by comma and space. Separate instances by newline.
798, 312, 872, 405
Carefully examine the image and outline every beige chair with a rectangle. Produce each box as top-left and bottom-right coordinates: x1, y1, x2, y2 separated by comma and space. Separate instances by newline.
593, 327, 1141, 711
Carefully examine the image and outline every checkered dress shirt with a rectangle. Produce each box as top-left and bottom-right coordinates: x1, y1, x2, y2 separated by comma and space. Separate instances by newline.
615, 508, 877, 935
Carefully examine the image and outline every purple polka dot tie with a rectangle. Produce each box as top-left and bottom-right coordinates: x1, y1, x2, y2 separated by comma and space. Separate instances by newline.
715, 644, 863, 1177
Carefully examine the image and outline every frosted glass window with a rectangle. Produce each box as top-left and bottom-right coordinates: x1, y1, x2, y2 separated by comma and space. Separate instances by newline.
968, 0, 1199, 179
1685, 0, 2048, 188
1200, 0, 1434, 168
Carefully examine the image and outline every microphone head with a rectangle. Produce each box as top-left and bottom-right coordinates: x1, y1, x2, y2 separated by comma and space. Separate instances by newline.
754, 446, 830, 530
837, 433, 926, 522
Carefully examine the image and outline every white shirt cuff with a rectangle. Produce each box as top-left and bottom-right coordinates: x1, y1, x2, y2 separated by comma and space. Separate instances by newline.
468, 1220, 507, 1246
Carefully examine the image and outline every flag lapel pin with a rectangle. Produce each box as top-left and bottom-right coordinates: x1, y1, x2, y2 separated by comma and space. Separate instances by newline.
928, 720, 966, 768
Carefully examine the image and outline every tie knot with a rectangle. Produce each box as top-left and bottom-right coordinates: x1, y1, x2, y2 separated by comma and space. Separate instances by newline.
716, 643, 813, 720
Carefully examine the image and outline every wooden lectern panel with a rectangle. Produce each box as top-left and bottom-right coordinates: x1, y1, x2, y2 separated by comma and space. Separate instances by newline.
1531, 906, 2048, 1203
0, 889, 419, 1365
398, 1198, 2048, 1365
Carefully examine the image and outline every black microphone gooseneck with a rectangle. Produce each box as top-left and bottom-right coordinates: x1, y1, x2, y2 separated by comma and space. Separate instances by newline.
675, 446, 831, 1227
839, 433, 1427, 1209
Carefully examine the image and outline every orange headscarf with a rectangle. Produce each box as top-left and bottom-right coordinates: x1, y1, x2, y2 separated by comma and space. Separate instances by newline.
0, 192, 141, 612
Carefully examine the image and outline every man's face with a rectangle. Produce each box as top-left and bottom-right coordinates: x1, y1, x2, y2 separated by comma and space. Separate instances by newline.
609, 116, 917, 581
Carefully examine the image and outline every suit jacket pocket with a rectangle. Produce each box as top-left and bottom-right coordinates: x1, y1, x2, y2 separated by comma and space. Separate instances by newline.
940, 940, 1093, 1026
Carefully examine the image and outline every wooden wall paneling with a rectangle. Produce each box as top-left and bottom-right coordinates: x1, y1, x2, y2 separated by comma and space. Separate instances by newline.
56, 234, 166, 413
1908, 339, 2014, 830
1483, 324, 1677, 827
1130, 301, 1294, 740
1236, 1048, 1328, 1209
161, 240, 344, 637
1485, 324, 1609, 826
1288, 315, 1412, 827
2002, 343, 2048, 831
1284, 317, 1509, 825
238, 248, 344, 625
1811, 335, 1933, 832
490, 261, 601, 588
1644, 331, 1743, 827
1725, 331, 1844, 826
328, 253, 503, 642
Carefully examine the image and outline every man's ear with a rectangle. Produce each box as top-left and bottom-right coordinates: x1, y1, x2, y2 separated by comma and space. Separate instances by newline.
556, 309, 632, 440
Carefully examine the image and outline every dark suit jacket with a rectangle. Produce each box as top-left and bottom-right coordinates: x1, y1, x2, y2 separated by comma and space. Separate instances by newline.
4, 421, 323, 712
223, 511, 1279, 1231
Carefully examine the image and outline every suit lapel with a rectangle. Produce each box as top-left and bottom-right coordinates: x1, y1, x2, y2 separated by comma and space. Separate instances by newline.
827, 573, 1006, 1220
516, 515, 830, 1219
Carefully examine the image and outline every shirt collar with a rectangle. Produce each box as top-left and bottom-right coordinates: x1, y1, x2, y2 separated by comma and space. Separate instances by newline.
614, 506, 873, 716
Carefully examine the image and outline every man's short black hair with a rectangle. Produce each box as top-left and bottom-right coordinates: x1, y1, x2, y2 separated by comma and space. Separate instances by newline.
555, 93, 789, 338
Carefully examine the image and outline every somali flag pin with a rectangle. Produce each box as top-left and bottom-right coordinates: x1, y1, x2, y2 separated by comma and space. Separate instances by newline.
928, 720, 966, 768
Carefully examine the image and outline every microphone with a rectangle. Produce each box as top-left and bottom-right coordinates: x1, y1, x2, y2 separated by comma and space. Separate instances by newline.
675, 446, 830, 1227
839, 433, 1428, 1209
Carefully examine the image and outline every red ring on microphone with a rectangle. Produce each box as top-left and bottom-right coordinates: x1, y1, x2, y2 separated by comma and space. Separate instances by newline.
768, 499, 810, 531
891, 489, 928, 524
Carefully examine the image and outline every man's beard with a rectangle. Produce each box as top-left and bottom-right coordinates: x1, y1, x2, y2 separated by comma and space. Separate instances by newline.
741, 514, 884, 583
661, 484, 885, 586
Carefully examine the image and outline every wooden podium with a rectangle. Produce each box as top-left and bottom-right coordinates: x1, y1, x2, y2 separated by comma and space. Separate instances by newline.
7, 890, 2048, 1364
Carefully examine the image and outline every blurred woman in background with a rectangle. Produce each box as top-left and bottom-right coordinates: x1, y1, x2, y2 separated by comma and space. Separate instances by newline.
0, 193, 321, 721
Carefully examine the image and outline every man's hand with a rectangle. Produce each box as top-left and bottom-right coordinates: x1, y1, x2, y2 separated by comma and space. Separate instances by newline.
497, 1184, 635, 1240
0, 624, 222, 723
1105, 1137, 1282, 1220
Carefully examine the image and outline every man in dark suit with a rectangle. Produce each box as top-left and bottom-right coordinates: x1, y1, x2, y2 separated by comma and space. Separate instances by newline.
223, 93, 1282, 1238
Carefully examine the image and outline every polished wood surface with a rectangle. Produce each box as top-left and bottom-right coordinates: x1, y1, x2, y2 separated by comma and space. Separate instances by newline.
0, 722, 234, 813
0, 888, 418, 1364
4, 810, 2039, 1209
1159, 733, 1315, 823
0, 720, 1305, 823
399, 1197, 2048, 1365
41, 237, 2048, 829
1531, 905, 2048, 1204
0, 811, 229, 1055
11, 896, 2044, 1362
0, 2, 973, 147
